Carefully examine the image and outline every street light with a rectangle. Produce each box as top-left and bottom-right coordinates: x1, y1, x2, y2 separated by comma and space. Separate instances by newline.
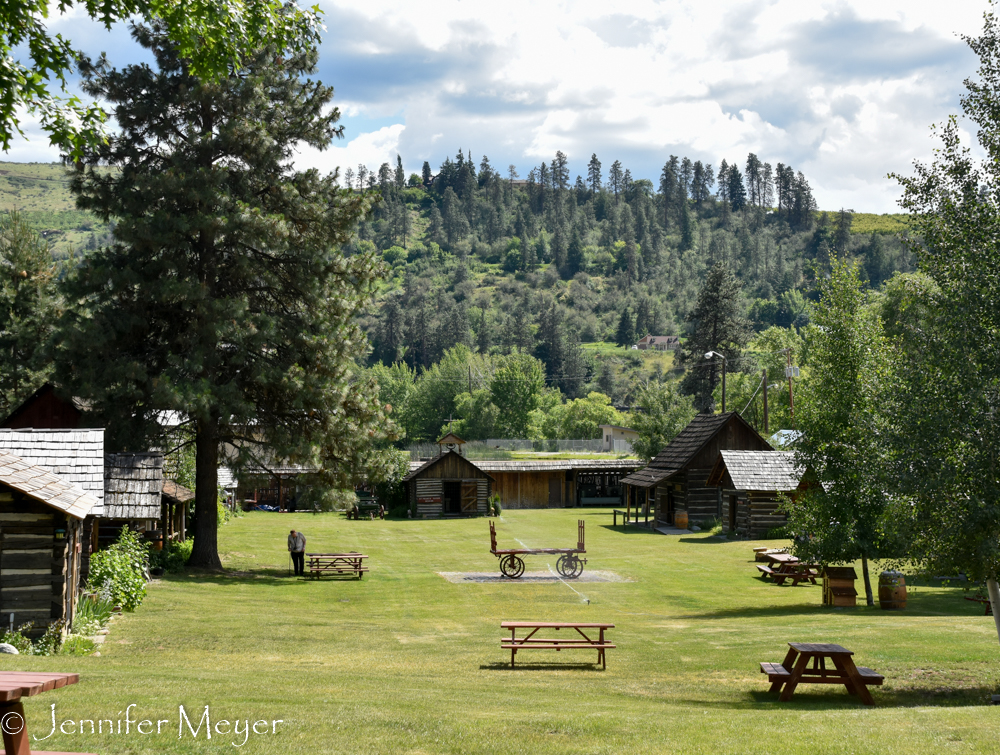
704, 350, 727, 413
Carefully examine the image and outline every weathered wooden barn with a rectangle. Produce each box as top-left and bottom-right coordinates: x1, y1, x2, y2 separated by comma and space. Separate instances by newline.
706, 450, 805, 539
620, 412, 772, 527
0, 448, 98, 633
403, 450, 493, 517
476, 459, 641, 508
0, 383, 86, 430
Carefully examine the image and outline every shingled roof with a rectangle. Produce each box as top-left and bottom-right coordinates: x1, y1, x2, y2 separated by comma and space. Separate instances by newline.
104, 453, 163, 519
706, 450, 803, 491
0, 428, 105, 515
621, 412, 770, 487
162, 479, 195, 504
0, 448, 98, 519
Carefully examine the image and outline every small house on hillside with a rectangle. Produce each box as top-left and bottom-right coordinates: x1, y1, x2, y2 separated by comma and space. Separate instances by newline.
706, 450, 806, 539
635, 335, 680, 351
0, 448, 98, 634
620, 412, 772, 527
403, 449, 493, 517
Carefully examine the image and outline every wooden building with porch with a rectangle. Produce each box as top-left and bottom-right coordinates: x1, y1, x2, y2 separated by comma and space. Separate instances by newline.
475, 460, 640, 509
706, 451, 805, 539
0, 448, 98, 634
403, 450, 493, 517
620, 412, 772, 527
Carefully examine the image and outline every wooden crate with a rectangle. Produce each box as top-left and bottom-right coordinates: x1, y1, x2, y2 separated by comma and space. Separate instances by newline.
822, 567, 858, 607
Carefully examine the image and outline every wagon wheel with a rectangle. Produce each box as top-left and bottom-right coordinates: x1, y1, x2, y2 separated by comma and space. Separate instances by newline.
500, 554, 525, 579
556, 554, 584, 579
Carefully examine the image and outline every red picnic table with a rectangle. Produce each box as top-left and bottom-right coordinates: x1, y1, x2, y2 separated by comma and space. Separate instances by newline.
0, 672, 94, 754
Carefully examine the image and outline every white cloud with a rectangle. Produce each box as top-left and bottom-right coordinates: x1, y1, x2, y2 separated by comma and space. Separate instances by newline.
294, 124, 406, 181
1, 0, 990, 211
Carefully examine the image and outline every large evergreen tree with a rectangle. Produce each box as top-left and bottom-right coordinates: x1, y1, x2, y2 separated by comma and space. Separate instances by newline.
52, 22, 387, 569
679, 263, 750, 411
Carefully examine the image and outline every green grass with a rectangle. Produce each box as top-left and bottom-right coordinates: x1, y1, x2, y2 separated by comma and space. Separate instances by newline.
850, 213, 913, 236
2, 509, 997, 754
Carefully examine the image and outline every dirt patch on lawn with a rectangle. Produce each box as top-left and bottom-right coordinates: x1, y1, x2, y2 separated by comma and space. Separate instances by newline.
438, 570, 630, 584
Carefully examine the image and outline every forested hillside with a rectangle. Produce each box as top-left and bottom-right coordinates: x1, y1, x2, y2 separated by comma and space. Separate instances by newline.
346, 151, 913, 436
0, 156, 915, 444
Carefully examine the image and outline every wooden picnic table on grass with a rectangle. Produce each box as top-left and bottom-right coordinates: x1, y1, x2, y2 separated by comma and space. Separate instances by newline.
500, 622, 615, 669
765, 552, 799, 566
305, 552, 369, 579
760, 643, 884, 705
756, 561, 819, 586
0, 671, 95, 754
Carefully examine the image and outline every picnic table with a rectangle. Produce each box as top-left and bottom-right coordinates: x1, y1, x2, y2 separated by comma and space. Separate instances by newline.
966, 595, 994, 615
500, 622, 615, 669
306, 552, 369, 579
760, 643, 884, 706
756, 561, 818, 586
0, 672, 95, 754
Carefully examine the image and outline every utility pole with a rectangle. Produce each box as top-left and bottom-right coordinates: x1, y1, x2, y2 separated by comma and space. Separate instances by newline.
762, 369, 768, 435
782, 348, 797, 425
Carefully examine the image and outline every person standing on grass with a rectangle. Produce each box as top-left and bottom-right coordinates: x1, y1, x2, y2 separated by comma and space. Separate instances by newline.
288, 529, 306, 576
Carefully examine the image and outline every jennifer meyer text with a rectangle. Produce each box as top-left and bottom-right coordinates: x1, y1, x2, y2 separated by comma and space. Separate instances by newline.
33, 704, 283, 747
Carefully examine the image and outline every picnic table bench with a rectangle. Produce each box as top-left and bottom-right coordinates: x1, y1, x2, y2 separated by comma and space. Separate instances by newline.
500, 622, 615, 669
966, 595, 994, 615
753, 547, 788, 562
0, 671, 95, 754
306, 552, 369, 579
756, 562, 819, 586
760, 642, 883, 705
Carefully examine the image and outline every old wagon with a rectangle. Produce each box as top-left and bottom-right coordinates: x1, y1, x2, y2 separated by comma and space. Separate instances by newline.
489, 519, 587, 579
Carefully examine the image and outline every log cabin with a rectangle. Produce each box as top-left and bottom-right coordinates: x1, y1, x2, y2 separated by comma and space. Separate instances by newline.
403, 450, 493, 517
0, 448, 98, 635
706, 450, 806, 539
620, 412, 772, 527
475, 460, 640, 508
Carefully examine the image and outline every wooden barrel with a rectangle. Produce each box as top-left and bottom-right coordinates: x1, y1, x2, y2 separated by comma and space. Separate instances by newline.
674, 511, 689, 530
878, 571, 907, 610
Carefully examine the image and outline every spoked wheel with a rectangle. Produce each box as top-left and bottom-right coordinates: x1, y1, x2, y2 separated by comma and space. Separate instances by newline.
556, 554, 584, 579
500, 554, 525, 579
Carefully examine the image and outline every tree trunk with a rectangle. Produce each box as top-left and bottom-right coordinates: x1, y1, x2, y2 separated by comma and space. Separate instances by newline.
187, 414, 222, 569
987, 578, 1000, 645
860, 555, 874, 607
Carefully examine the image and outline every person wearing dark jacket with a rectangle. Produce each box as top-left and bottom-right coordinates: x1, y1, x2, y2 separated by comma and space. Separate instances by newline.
288, 529, 306, 576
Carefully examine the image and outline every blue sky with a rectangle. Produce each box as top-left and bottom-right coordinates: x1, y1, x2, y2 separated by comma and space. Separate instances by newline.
6, 0, 989, 212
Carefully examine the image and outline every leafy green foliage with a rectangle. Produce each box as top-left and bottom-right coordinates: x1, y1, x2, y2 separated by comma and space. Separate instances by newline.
630, 381, 696, 461
0, 620, 64, 655
148, 539, 193, 574
0, 210, 61, 414
0, 0, 322, 158
89, 528, 148, 611
60, 635, 97, 655
784, 257, 895, 606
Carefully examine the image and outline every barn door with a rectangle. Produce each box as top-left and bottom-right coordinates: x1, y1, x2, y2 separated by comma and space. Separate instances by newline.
461, 482, 478, 512
548, 477, 561, 507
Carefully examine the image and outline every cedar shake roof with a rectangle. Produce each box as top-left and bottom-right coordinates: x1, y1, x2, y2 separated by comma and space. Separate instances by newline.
162, 479, 195, 504
0, 428, 105, 516
0, 448, 98, 519
706, 451, 803, 491
402, 450, 495, 482
621, 412, 771, 488
104, 453, 163, 519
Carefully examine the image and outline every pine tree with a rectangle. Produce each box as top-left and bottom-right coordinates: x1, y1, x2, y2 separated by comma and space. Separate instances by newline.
587, 154, 602, 195
615, 308, 636, 347
53, 22, 387, 569
395, 155, 405, 189
566, 230, 585, 277
421, 161, 432, 186
679, 263, 751, 412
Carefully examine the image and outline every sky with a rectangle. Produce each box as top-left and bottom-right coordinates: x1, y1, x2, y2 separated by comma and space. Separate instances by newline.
6, 0, 991, 212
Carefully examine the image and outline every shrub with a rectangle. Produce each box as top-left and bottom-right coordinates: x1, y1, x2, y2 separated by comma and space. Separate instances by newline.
148, 539, 192, 573
488, 493, 502, 516
764, 525, 790, 539
61, 636, 97, 655
0, 621, 64, 655
89, 528, 148, 611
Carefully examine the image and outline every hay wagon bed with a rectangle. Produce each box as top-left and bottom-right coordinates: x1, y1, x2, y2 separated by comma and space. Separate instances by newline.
489, 519, 587, 579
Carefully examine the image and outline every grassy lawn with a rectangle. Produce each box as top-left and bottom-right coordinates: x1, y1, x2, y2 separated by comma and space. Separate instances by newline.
2, 509, 997, 754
